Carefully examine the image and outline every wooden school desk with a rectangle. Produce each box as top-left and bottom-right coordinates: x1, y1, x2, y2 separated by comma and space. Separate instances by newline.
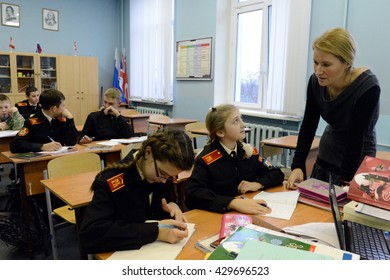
122, 113, 150, 135
148, 118, 198, 130
261, 135, 320, 176
0, 130, 18, 163
96, 185, 333, 260
1, 143, 124, 257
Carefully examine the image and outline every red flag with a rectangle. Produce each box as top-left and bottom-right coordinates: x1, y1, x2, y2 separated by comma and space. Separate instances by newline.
9, 37, 15, 49
36, 42, 42, 54
119, 49, 129, 102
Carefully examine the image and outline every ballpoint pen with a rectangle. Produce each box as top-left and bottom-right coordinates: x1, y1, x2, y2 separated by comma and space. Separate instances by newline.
47, 136, 55, 142
240, 195, 269, 208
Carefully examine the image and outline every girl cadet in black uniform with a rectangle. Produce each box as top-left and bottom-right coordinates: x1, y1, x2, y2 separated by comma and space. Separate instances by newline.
79, 129, 195, 254
185, 104, 284, 215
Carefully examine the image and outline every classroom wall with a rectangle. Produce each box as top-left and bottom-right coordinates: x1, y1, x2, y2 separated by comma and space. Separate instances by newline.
0, 0, 121, 98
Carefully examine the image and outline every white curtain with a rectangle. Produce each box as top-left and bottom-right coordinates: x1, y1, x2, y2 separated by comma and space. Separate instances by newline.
266, 0, 311, 116
129, 0, 173, 102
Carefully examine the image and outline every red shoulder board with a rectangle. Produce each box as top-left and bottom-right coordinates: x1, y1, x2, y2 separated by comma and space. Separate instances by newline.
202, 149, 222, 165
253, 147, 259, 155
57, 117, 66, 122
29, 118, 43, 125
17, 127, 29, 136
107, 173, 125, 192
17, 102, 28, 107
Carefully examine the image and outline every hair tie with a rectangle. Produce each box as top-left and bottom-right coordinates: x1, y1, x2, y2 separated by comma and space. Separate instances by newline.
211, 107, 216, 111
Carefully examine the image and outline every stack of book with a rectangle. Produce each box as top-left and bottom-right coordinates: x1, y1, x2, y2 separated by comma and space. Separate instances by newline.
206, 224, 359, 260
343, 200, 390, 231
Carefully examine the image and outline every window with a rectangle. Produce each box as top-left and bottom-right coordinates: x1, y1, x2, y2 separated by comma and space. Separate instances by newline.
231, 0, 271, 108
229, 0, 311, 117
129, 0, 174, 102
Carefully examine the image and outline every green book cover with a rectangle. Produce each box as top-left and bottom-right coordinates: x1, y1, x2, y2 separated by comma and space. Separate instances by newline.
207, 226, 316, 260
9, 152, 46, 159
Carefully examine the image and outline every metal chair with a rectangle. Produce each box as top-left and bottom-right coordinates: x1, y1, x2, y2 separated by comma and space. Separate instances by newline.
44, 152, 103, 259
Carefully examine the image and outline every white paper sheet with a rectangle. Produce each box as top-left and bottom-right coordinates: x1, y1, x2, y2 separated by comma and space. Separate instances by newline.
253, 191, 300, 220
355, 203, 390, 222
107, 223, 196, 260
0, 130, 18, 138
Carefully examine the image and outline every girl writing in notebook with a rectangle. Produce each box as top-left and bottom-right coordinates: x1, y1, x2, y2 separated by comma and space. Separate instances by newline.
185, 104, 284, 214
79, 129, 195, 253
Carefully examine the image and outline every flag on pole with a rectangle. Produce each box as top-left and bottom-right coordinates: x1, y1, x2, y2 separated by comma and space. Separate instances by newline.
36, 42, 42, 54
9, 37, 15, 50
113, 48, 120, 90
73, 41, 77, 51
119, 49, 129, 103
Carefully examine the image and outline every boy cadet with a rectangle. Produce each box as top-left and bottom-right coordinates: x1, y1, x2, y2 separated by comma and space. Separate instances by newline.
0, 94, 24, 131
15, 85, 41, 120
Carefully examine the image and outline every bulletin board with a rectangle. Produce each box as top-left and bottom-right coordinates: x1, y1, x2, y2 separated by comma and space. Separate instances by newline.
175, 37, 213, 80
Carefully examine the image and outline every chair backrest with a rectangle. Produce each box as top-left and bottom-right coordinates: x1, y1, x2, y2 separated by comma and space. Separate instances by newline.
185, 122, 207, 149
47, 152, 102, 179
120, 143, 142, 160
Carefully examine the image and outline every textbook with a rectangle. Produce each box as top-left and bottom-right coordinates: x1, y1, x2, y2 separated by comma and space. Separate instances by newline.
206, 224, 359, 260
9, 152, 47, 159
343, 200, 390, 231
297, 178, 347, 203
218, 214, 252, 243
347, 156, 390, 211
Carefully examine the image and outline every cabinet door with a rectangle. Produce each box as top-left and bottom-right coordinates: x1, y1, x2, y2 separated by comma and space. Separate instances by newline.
15, 54, 37, 94
39, 55, 58, 91
0, 53, 12, 94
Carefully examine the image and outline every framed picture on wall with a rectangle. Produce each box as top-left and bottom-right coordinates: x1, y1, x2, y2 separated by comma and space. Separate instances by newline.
42, 8, 59, 31
1, 3, 20, 27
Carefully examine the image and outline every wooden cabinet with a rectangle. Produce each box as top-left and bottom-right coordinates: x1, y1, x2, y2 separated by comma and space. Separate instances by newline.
58, 55, 99, 126
0, 52, 58, 105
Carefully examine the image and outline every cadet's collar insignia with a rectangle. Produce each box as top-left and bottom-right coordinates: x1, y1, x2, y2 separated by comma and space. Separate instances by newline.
202, 149, 222, 165
58, 117, 66, 122
29, 118, 42, 125
18, 127, 29, 136
17, 102, 28, 106
107, 173, 125, 192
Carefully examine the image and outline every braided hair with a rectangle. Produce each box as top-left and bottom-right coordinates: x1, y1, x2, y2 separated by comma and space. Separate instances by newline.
96, 128, 195, 179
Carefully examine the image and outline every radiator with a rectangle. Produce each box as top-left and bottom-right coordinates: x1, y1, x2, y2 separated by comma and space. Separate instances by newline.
245, 123, 284, 166
135, 106, 166, 115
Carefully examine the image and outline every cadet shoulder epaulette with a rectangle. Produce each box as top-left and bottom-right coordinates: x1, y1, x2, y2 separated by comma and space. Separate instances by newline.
29, 118, 43, 125
57, 117, 67, 122
107, 173, 125, 192
202, 149, 223, 165
17, 127, 29, 136
16, 102, 28, 106
258, 156, 273, 169
253, 147, 259, 155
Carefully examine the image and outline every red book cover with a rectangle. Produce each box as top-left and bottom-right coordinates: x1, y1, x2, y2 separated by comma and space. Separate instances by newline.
347, 156, 390, 211
297, 178, 347, 203
218, 214, 252, 243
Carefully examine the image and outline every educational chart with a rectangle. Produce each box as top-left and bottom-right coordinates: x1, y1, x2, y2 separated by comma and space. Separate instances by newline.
176, 37, 212, 80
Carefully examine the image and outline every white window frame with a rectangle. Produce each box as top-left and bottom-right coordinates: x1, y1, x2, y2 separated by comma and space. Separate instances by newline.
229, 0, 272, 110
227, 0, 311, 118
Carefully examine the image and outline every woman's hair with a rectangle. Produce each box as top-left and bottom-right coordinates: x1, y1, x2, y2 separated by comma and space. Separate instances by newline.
96, 128, 195, 179
312, 27, 356, 67
205, 104, 237, 143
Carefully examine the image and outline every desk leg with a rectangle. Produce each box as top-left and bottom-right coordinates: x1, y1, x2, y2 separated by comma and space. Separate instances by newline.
74, 207, 88, 260
44, 187, 58, 260
17, 163, 34, 259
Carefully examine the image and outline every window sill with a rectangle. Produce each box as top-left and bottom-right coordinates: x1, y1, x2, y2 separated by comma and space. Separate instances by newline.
129, 98, 174, 106
240, 108, 302, 122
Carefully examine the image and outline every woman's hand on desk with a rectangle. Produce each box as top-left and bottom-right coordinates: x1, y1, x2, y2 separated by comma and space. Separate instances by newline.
228, 198, 272, 215
162, 198, 187, 222
285, 168, 304, 190
157, 220, 188, 244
